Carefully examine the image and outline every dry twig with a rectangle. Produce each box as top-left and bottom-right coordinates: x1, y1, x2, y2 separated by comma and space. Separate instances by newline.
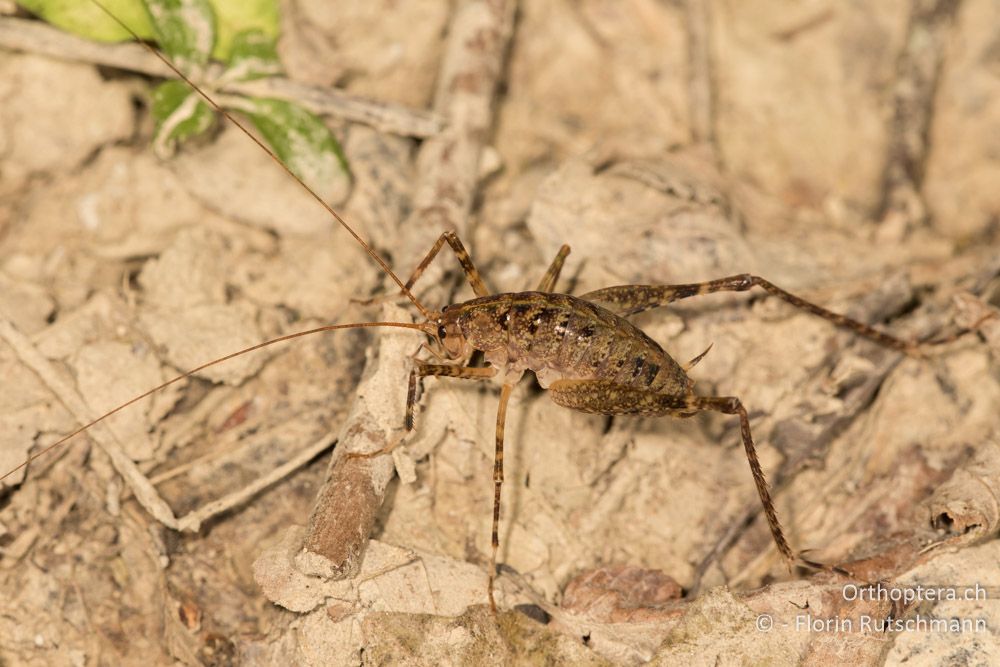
0, 16, 442, 138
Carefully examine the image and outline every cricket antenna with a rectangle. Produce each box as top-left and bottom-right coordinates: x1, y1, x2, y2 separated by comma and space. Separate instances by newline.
0, 320, 434, 484
89, 0, 433, 320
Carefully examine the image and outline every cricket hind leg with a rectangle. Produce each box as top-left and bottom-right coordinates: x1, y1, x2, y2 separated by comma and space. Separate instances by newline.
580, 274, 919, 354
548, 380, 827, 573
536, 244, 571, 292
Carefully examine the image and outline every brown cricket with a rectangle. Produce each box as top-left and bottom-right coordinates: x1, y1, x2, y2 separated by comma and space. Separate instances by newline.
1, 2, 968, 615
394, 246, 926, 610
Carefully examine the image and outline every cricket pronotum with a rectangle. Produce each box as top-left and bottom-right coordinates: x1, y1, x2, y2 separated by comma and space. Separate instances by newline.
1, 3, 982, 617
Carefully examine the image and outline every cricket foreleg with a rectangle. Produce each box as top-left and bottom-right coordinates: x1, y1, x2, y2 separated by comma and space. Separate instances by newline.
581, 275, 918, 354
535, 244, 571, 292
548, 380, 804, 568
402, 231, 490, 298
405, 362, 497, 431
347, 363, 496, 461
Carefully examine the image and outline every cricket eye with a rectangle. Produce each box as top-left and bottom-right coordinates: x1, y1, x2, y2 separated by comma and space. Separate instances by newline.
438, 324, 448, 339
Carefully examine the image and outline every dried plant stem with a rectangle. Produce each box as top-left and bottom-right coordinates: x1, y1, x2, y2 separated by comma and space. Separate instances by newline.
0, 313, 179, 528
0, 16, 442, 138
0, 313, 338, 532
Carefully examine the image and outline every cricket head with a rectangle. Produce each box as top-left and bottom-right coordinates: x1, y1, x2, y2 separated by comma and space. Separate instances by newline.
430, 306, 469, 359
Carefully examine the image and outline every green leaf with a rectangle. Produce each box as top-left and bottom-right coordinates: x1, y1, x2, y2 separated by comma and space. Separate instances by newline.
150, 80, 215, 152
243, 97, 350, 188
141, 0, 216, 69
227, 29, 281, 80
19, 0, 154, 42
210, 0, 280, 61
22, 0, 279, 62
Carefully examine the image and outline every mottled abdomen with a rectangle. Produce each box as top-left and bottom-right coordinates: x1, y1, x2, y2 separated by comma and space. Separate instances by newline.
446, 292, 692, 394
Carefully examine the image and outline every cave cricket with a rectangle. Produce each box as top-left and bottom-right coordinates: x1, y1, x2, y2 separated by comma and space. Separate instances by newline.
0, 1, 981, 613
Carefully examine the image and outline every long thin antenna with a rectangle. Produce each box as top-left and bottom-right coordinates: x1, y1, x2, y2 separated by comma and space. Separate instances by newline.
0, 320, 430, 483
90, 0, 432, 320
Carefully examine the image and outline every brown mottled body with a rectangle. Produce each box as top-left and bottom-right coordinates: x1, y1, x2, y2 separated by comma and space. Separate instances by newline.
441, 292, 692, 396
